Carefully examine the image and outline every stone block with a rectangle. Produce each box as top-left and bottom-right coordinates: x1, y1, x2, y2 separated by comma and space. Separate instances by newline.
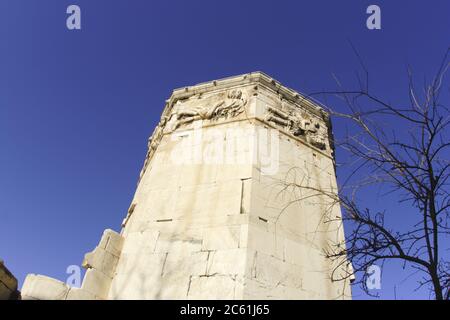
114, 252, 167, 277
301, 269, 332, 295
283, 238, 326, 270
155, 231, 203, 254
81, 269, 111, 299
187, 275, 236, 299
173, 180, 242, 218
240, 179, 252, 214
243, 277, 308, 299
82, 247, 119, 278
162, 251, 208, 277
66, 288, 98, 300
143, 188, 177, 221
246, 224, 277, 257
121, 230, 159, 255
206, 249, 247, 276
250, 251, 303, 289
21, 274, 69, 300
239, 224, 249, 248
156, 273, 191, 299
202, 226, 240, 251
176, 164, 219, 188
215, 164, 253, 183
98, 229, 124, 257
108, 273, 157, 299
109, 270, 190, 300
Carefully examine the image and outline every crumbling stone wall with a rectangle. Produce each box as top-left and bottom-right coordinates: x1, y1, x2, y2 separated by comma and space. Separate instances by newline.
21, 229, 123, 300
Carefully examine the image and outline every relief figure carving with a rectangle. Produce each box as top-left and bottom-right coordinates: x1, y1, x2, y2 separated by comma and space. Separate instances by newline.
172, 89, 247, 129
265, 104, 327, 150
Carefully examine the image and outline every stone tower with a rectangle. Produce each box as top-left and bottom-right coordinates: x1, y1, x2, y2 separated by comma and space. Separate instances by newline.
22, 72, 352, 300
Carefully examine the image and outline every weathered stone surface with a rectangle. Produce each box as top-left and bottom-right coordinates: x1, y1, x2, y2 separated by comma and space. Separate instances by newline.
82, 247, 119, 278
206, 249, 247, 276
121, 230, 159, 254
202, 226, 240, 251
163, 251, 209, 277
98, 229, 124, 257
155, 235, 203, 254
66, 288, 98, 300
187, 275, 237, 299
81, 269, 111, 298
21, 274, 69, 300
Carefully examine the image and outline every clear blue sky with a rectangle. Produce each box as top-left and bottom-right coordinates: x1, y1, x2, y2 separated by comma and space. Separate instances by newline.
1, 0, 448, 299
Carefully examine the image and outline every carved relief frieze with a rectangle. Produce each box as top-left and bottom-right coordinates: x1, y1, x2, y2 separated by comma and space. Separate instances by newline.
168, 89, 248, 130
264, 100, 328, 151
139, 88, 249, 180
138, 79, 331, 181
